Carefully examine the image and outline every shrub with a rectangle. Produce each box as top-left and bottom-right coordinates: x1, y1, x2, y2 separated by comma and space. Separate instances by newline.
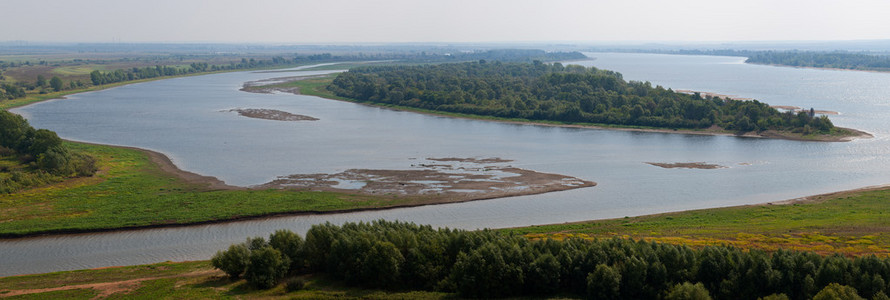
269, 229, 304, 272
285, 277, 306, 292
664, 282, 712, 300
245, 247, 290, 289
813, 283, 864, 300
211, 243, 250, 279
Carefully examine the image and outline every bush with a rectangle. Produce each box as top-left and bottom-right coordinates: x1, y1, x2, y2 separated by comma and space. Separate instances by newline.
211, 243, 250, 279
759, 294, 790, 300
269, 229, 304, 272
285, 277, 306, 292
813, 283, 864, 300
245, 247, 290, 289
664, 282, 712, 300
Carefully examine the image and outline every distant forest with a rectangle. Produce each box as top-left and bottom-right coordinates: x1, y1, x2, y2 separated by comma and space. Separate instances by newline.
745, 51, 890, 71
0, 49, 584, 101
604, 49, 890, 72
328, 61, 834, 133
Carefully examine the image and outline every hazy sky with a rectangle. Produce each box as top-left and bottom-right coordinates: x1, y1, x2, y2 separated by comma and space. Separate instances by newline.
2, 0, 888, 43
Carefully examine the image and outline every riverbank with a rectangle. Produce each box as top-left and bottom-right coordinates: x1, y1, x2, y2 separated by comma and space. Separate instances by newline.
3, 183, 890, 298
281, 75, 871, 143
507, 183, 890, 256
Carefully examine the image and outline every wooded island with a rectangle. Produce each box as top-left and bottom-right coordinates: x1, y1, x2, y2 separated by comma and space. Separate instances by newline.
328, 61, 844, 137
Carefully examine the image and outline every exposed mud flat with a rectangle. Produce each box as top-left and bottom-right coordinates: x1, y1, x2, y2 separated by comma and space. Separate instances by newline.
239, 74, 329, 95
646, 162, 727, 169
226, 108, 318, 121
769, 105, 840, 115
427, 157, 514, 164
675, 89, 753, 101
256, 157, 595, 202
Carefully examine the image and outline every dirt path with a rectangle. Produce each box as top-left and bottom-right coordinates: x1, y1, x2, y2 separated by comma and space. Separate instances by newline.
0, 269, 222, 298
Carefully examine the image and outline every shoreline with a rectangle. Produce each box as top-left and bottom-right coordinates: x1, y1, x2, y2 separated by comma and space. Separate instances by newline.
508, 182, 890, 232
747, 62, 890, 74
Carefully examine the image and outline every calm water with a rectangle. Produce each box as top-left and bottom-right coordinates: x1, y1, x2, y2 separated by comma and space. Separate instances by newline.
3, 54, 890, 276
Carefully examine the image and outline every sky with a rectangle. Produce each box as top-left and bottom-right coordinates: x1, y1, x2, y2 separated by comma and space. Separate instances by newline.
1, 0, 889, 44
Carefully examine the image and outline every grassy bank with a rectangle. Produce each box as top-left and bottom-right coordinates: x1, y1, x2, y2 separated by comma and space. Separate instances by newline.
0, 142, 417, 237
504, 187, 890, 256
4, 185, 890, 299
0, 261, 452, 299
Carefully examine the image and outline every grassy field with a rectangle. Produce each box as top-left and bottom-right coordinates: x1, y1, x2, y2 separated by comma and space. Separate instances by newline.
504, 187, 890, 256
0, 142, 421, 237
0, 261, 453, 299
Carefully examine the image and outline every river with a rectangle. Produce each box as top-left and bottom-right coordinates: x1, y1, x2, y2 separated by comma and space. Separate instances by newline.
3, 53, 889, 276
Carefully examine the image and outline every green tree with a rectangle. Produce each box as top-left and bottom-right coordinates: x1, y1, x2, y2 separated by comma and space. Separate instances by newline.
759, 294, 790, 300
36, 75, 46, 87
211, 243, 250, 279
49, 76, 63, 92
28, 129, 62, 156
360, 240, 404, 288
813, 283, 864, 300
587, 264, 621, 300
527, 253, 561, 295
268, 229, 304, 272
664, 282, 713, 300
245, 247, 290, 289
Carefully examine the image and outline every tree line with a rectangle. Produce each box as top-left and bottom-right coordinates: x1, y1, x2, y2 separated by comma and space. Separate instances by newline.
1, 49, 583, 103
589, 49, 890, 72
0, 110, 96, 193
212, 220, 890, 299
744, 51, 890, 71
327, 61, 834, 134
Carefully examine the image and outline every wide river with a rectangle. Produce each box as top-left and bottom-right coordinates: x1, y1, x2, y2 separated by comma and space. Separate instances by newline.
3, 53, 890, 276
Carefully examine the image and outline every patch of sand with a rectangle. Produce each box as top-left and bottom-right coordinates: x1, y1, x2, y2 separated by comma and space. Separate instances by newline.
645, 162, 727, 169
225, 108, 318, 121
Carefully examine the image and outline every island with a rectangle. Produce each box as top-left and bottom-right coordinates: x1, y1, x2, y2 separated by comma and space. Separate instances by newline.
321, 61, 867, 142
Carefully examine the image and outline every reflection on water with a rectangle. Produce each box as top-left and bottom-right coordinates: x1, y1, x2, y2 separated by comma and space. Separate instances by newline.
4, 54, 890, 276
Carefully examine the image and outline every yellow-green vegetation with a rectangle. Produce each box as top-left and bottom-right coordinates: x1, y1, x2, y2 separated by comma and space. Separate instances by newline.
0, 142, 417, 237
505, 188, 890, 256
0, 261, 452, 299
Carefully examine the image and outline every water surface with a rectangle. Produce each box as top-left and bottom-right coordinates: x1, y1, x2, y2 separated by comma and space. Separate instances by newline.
4, 54, 890, 276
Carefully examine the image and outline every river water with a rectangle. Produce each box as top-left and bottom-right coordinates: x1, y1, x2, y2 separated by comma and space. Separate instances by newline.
3, 54, 890, 276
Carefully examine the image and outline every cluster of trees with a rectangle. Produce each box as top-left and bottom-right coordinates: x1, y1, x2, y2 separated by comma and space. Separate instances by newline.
593, 49, 890, 73
1, 83, 26, 100
402, 49, 586, 63
0, 111, 96, 193
213, 220, 890, 299
745, 51, 890, 71
328, 61, 834, 133
1, 49, 583, 102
